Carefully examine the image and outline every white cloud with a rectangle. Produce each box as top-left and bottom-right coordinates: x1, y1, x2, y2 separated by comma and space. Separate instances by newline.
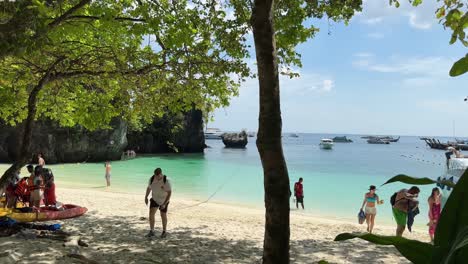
357, 0, 439, 30
362, 17, 384, 25
367, 32, 385, 39
352, 55, 451, 77
280, 73, 335, 95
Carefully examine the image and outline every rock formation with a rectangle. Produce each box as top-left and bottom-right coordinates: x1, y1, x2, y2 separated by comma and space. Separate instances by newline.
0, 109, 205, 164
221, 131, 248, 148
0, 119, 127, 164
127, 109, 205, 153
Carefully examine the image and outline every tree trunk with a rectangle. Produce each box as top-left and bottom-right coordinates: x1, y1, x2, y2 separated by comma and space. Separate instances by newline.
0, 73, 51, 190
251, 1, 290, 263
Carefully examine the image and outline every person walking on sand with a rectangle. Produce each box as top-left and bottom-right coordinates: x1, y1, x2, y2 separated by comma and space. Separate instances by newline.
294, 178, 304, 209
104, 162, 111, 187
360, 185, 383, 233
392, 186, 420, 237
144, 168, 172, 238
428, 187, 441, 243
38, 154, 45, 166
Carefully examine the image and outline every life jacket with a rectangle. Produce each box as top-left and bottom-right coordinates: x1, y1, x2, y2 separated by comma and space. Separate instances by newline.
15, 178, 29, 197
28, 175, 45, 192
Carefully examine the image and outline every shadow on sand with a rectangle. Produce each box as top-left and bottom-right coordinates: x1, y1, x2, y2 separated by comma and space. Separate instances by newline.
0, 213, 409, 264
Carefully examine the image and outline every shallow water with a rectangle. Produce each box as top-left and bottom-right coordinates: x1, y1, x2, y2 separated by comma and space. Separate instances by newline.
2, 133, 451, 228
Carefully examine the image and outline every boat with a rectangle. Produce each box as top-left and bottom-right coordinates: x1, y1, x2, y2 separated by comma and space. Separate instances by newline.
319, 139, 334, 149
367, 138, 390, 144
204, 128, 223, 140
436, 158, 467, 205
248, 132, 256, 138
380, 136, 400, 142
332, 136, 353, 143
0, 204, 87, 222
422, 138, 468, 151
290, 133, 299, 138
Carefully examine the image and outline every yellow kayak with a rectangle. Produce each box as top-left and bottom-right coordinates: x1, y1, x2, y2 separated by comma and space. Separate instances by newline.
0, 204, 87, 222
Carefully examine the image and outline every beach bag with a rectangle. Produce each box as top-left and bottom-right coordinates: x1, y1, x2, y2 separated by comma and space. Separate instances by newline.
358, 209, 366, 224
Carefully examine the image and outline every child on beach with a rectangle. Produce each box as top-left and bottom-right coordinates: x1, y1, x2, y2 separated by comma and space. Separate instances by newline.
43, 168, 57, 206
360, 185, 383, 233
428, 188, 441, 243
105, 162, 111, 187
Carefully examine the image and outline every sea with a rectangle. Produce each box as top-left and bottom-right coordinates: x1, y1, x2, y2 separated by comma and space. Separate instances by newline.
1, 133, 453, 228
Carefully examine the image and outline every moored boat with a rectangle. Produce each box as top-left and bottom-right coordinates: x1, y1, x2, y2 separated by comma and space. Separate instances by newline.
367, 138, 390, 144
332, 136, 353, 143
205, 128, 223, 140
319, 139, 334, 149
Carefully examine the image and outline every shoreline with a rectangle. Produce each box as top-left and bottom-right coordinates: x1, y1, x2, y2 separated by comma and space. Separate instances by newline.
1, 187, 429, 263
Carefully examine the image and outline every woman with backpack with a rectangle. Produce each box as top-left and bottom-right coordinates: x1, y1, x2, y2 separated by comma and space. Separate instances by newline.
360, 185, 384, 233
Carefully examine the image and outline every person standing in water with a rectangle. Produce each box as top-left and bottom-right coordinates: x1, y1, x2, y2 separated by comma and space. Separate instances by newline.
360, 185, 383, 233
38, 154, 45, 166
104, 162, 111, 187
294, 178, 304, 209
428, 188, 442, 243
145, 168, 172, 238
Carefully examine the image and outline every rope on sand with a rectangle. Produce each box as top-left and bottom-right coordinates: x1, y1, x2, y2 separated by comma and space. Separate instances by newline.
169, 167, 239, 214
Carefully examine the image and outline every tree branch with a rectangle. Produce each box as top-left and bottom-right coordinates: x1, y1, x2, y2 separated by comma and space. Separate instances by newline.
52, 63, 165, 80
67, 15, 146, 23
48, 0, 92, 29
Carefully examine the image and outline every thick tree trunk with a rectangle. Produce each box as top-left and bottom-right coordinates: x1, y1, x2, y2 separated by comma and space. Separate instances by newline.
0, 73, 51, 190
251, 0, 290, 263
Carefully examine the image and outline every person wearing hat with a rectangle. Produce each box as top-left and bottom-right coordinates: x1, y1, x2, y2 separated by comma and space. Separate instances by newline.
360, 185, 384, 233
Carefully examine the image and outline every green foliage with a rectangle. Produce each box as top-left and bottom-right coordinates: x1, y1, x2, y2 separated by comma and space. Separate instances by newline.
382, 174, 456, 188
335, 233, 433, 264
390, 0, 468, 76
335, 168, 468, 263
450, 54, 468, 76
0, 0, 250, 131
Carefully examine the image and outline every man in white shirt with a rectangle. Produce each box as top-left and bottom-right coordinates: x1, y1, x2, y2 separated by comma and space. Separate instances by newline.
144, 168, 172, 238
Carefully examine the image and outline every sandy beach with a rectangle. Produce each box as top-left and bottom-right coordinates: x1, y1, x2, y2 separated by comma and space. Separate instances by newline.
0, 187, 430, 264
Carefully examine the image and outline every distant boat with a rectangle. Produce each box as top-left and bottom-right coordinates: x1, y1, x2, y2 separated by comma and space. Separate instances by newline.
379, 136, 400, 142
367, 138, 390, 144
319, 139, 334, 149
290, 133, 299, 138
205, 128, 223, 140
248, 132, 256, 138
332, 136, 353, 143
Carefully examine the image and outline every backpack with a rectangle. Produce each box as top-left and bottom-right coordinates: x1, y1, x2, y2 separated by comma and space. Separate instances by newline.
390, 192, 398, 206
149, 175, 167, 185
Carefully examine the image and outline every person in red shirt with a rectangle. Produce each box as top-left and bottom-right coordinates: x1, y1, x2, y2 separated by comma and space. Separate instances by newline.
294, 178, 304, 209
43, 168, 57, 206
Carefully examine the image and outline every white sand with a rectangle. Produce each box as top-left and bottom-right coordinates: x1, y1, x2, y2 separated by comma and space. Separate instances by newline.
0, 188, 429, 264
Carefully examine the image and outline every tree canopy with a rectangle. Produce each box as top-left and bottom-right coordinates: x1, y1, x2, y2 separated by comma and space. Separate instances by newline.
0, 0, 251, 131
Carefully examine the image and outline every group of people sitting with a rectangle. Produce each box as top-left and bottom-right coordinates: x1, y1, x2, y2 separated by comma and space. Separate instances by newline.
3, 164, 56, 208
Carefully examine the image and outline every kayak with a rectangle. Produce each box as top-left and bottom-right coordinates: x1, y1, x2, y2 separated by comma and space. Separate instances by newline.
0, 204, 87, 222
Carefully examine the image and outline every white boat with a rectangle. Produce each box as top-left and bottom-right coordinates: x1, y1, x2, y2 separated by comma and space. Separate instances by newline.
205, 128, 223, 140
319, 139, 334, 149
436, 158, 466, 204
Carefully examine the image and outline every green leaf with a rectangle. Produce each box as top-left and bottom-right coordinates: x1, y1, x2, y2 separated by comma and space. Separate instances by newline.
449, 54, 468, 77
432, 168, 468, 263
382, 174, 455, 188
334, 233, 434, 264
445, 227, 468, 264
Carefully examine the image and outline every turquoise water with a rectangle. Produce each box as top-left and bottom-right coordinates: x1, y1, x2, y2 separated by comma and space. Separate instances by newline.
2, 134, 451, 227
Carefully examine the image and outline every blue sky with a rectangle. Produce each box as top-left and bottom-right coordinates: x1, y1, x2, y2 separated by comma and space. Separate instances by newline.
211, 0, 468, 137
